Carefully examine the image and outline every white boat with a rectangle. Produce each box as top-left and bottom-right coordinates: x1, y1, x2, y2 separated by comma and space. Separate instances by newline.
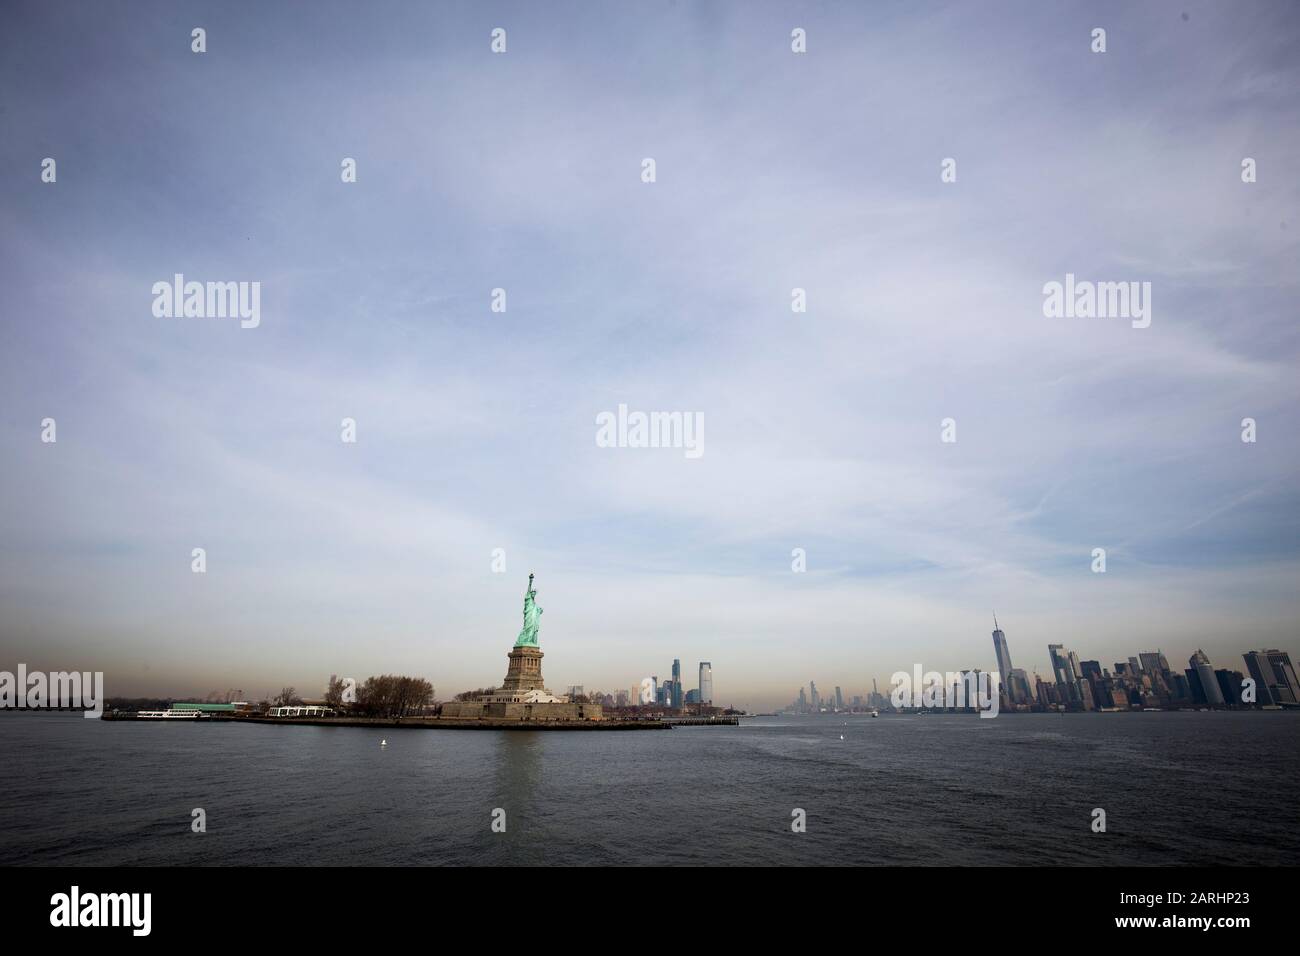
134, 710, 200, 719
870, 710, 879, 717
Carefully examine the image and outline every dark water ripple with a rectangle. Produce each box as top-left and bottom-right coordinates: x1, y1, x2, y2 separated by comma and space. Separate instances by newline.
2, 711, 1297, 866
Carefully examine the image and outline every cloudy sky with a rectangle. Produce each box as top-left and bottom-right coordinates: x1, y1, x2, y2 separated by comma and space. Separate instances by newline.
2, 1, 1297, 709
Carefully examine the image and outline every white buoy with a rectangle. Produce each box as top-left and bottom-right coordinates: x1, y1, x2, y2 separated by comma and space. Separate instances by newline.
381, 739, 387, 747
839, 734, 844, 741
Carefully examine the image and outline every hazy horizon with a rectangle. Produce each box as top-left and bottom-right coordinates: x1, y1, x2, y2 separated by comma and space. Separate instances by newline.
3, 1, 1298, 712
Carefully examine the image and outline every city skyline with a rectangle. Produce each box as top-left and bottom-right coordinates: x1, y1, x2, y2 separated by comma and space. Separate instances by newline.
785, 615, 1299, 714
71, 611, 1298, 715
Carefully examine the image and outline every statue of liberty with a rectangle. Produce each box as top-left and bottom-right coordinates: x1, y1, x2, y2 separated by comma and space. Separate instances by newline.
514, 573, 542, 647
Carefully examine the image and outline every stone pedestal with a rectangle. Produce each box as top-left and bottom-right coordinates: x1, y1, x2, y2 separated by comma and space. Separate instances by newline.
501, 645, 545, 694
436, 641, 604, 721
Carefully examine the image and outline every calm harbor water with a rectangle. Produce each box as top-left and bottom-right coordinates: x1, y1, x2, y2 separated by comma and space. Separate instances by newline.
2, 711, 1297, 866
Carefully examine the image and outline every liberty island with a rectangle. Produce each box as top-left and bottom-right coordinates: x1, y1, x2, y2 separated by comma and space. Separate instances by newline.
98, 573, 715, 729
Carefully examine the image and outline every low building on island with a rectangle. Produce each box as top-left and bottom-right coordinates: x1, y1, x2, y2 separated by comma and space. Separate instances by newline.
441, 574, 603, 722
268, 703, 334, 718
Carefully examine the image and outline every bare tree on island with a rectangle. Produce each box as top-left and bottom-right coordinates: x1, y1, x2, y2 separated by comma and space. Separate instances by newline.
325, 675, 350, 711
355, 676, 434, 718
272, 687, 300, 707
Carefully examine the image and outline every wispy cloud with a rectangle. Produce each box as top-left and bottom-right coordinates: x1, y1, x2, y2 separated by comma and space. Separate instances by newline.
1, 0, 1298, 708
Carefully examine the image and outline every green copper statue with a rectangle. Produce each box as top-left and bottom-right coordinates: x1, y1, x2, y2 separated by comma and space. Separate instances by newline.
514, 573, 542, 647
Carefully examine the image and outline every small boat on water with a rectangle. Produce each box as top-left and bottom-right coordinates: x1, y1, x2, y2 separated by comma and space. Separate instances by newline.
870, 709, 879, 718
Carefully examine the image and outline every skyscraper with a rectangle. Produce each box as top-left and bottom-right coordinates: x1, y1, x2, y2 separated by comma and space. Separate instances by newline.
698, 662, 713, 705
1170, 671, 1192, 703
1139, 652, 1169, 677
1215, 669, 1244, 708
1035, 675, 1058, 709
991, 614, 1016, 701
1190, 649, 1225, 706
1242, 649, 1299, 706
671, 659, 682, 709
1242, 651, 1277, 705
1078, 679, 1096, 711
1008, 668, 1032, 706
1080, 660, 1105, 712
1048, 644, 1067, 682
1266, 650, 1300, 704
1048, 644, 1082, 707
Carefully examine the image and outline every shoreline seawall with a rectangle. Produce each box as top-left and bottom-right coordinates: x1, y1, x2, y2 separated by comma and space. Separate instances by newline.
100, 713, 689, 731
